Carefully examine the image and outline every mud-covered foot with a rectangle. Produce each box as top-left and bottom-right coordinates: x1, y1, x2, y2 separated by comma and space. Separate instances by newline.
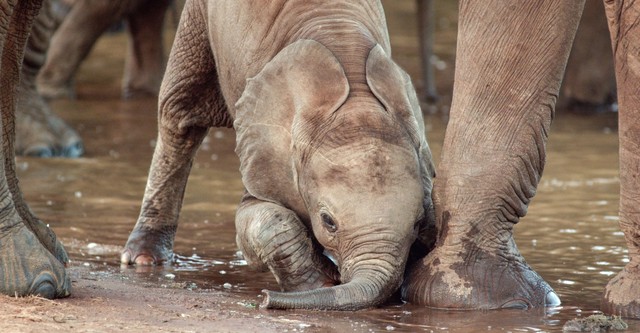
121, 227, 175, 266
402, 243, 560, 309
0, 223, 70, 299
602, 265, 640, 318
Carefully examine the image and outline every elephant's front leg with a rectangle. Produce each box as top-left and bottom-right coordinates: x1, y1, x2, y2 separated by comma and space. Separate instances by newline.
122, 0, 228, 265
602, 0, 640, 319
236, 196, 339, 292
403, 0, 585, 309
120, 125, 207, 265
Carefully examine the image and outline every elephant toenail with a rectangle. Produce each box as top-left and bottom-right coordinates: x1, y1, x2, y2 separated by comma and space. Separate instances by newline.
545, 291, 561, 307
29, 272, 57, 299
63, 141, 84, 158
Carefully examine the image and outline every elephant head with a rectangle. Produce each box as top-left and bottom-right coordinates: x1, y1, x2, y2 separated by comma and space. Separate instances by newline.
234, 40, 435, 310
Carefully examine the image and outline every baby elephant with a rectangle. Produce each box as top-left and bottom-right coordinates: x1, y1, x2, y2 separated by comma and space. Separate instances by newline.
121, 0, 435, 310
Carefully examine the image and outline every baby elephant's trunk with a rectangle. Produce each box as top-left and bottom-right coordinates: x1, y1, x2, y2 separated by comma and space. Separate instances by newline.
262, 277, 392, 310
262, 252, 404, 310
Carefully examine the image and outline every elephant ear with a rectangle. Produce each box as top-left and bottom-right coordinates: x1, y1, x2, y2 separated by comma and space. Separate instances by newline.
365, 44, 435, 179
234, 40, 349, 212
365, 44, 436, 248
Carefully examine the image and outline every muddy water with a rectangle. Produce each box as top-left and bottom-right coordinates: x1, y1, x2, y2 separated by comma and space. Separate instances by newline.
16, 1, 639, 332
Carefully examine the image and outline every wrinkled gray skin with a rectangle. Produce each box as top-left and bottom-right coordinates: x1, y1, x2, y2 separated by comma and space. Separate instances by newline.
403, 0, 640, 319
0, 0, 70, 299
121, 0, 435, 311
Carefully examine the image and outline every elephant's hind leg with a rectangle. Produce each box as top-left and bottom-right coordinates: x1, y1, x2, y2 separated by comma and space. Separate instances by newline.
601, 0, 640, 319
403, 0, 584, 309
122, 0, 229, 266
236, 195, 339, 292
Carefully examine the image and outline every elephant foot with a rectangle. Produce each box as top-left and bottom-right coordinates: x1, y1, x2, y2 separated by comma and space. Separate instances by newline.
16, 87, 83, 158
402, 245, 560, 309
121, 227, 175, 266
602, 265, 640, 318
235, 198, 339, 292
0, 223, 70, 299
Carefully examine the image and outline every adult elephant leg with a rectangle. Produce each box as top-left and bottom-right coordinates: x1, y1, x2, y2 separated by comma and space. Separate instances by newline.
122, 0, 170, 99
560, 0, 615, 111
602, 0, 640, 319
17, 0, 83, 158
3, 0, 70, 265
121, 0, 230, 265
403, 1, 584, 309
236, 195, 339, 292
0, 0, 70, 298
416, 0, 437, 103
37, 0, 138, 99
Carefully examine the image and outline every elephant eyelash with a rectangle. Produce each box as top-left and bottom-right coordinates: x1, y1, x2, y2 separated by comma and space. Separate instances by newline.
321, 213, 338, 233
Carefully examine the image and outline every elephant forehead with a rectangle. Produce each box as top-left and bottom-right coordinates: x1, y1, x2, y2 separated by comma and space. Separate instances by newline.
306, 104, 409, 146
310, 143, 421, 193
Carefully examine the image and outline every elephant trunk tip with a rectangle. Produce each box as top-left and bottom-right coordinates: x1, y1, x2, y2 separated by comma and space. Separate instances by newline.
260, 289, 275, 309
260, 289, 308, 310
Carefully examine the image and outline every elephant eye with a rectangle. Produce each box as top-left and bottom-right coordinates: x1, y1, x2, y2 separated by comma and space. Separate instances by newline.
321, 213, 337, 233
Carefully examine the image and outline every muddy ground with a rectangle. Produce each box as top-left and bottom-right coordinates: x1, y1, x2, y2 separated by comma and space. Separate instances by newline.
1, 266, 326, 333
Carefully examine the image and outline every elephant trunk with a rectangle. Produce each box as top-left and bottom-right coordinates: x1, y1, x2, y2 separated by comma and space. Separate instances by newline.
261, 277, 391, 310
261, 251, 405, 310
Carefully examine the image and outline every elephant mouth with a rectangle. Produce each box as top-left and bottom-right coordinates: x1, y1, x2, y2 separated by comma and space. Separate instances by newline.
323, 249, 339, 266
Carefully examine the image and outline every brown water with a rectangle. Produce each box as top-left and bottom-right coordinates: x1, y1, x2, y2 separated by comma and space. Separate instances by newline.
17, 1, 639, 332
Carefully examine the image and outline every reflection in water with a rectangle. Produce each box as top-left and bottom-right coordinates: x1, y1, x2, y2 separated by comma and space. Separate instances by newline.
15, 1, 638, 332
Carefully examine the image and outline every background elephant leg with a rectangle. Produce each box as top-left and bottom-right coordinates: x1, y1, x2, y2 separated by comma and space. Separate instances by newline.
121, 0, 170, 99
236, 195, 339, 292
122, 0, 230, 266
559, 0, 616, 112
17, 0, 83, 158
0, 0, 70, 298
402, 0, 585, 309
602, 0, 640, 319
416, 0, 437, 103
37, 0, 135, 99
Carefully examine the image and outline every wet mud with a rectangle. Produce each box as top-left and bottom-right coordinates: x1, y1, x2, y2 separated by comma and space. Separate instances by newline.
2, 1, 638, 332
